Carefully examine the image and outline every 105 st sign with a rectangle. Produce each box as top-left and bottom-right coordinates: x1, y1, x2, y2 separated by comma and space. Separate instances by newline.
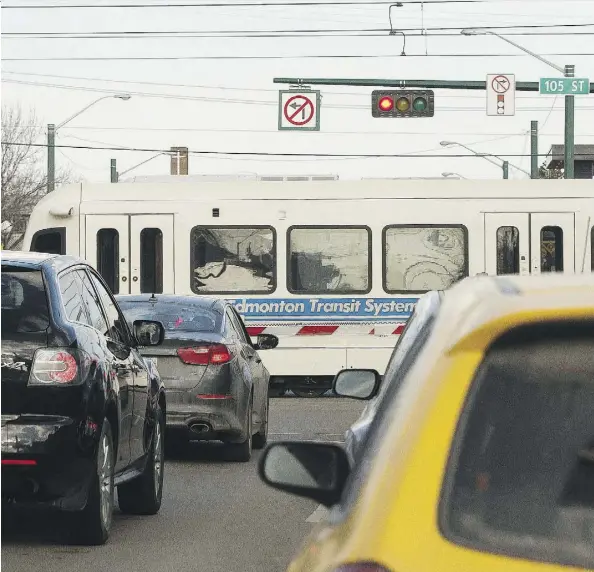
539, 77, 591, 95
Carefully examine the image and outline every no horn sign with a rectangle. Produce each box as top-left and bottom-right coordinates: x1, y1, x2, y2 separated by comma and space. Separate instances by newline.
278, 90, 321, 131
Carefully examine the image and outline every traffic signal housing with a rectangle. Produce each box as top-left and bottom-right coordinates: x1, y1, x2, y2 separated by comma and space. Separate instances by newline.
371, 90, 435, 118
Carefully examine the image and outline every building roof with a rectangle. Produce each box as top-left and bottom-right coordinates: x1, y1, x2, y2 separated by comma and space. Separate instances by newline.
546, 144, 594, 168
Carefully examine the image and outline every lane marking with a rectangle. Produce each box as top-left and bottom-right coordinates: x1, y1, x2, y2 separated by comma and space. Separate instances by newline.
306, 504, 329, 523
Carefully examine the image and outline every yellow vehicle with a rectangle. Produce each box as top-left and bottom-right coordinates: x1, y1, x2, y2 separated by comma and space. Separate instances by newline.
258, 273, 594, 572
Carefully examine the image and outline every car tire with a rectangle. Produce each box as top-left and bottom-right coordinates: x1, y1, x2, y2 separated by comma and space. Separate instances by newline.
225, 394, 253, 462
73, 417, 114, 546
118, 407, 165, 515
252, 396, 268, 450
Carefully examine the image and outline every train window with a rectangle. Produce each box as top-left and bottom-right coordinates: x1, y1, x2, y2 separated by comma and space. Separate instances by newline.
30, 227, 65, 255
97, 228, 120, 294
287, 226, 371, 294
496, 226, 520, 275
383, 225, 468, 293
190, 226, 275, 294
140, 228, 163, 294
540, 226, 563, 272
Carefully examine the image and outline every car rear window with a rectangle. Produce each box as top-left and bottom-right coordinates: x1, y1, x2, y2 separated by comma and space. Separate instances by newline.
441, 320, 594, 569
1, 269, 50, 334
117, 300, 222, 333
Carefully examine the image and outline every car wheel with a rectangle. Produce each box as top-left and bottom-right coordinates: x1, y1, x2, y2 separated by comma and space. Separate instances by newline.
252, 395, 268, 449
225, 394, 253, 462
118, 407, 165, 515
73, 417, 114, 545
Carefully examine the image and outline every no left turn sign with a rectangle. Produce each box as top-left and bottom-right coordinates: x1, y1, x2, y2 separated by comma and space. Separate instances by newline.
278, 90, 321, 131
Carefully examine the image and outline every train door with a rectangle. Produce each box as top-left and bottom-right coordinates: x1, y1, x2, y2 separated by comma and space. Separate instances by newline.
484, 213, 530, 276
85, 215, 130, 294
529, 213, 575, 274
86, 214, 175, 295
484, 212, 575, 276
129, 215, 174, 294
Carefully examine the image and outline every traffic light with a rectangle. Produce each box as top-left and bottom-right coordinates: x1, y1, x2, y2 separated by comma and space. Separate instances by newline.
371, 90, 435, 118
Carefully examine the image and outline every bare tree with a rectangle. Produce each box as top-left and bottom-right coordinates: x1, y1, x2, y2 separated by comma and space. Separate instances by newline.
1, 105, 71, 249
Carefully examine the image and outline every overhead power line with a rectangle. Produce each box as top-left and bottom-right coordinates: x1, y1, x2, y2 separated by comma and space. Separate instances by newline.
0, 71, 584, 100
2, 0, 592, 7
5, 51, 594, 61
0, 0, 512, 9
4, 23, 593, 36
5, 78, 594, 112
50, 127, 594, 136
5, 31, 594, 39
3, 141, 588, 159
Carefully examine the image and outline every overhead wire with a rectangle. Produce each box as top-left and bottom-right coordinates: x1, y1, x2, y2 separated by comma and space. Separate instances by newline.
4, 22, 593, 36
5, 78, 594, 112
4, 141, 588, 159
3, 0, 593, 7
0, 71, 586, 100
5, 51, 594, 61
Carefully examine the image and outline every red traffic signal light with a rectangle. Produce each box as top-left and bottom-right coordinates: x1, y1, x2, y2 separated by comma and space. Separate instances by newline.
372, 90, 434, 118
378, 96, 394, 111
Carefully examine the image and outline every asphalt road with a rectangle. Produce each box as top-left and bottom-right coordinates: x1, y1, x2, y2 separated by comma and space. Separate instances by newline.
2, 397, 366, 572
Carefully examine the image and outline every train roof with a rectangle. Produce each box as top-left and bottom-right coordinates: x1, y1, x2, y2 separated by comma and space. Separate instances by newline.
40, 179, 594, 206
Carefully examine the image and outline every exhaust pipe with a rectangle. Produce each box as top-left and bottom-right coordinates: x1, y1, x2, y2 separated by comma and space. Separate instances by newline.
189, 423, 210, 434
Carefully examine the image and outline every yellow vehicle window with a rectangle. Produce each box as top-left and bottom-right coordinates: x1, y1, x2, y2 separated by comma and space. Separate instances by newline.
441, 320, 594, 569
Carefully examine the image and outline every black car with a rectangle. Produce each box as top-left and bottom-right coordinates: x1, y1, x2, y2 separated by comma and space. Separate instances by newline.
1, 252, 166, 545
115, 294, 278, 462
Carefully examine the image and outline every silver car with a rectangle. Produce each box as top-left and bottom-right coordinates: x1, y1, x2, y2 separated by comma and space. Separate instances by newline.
342, 290, 445, 465
116, 294, 278, 462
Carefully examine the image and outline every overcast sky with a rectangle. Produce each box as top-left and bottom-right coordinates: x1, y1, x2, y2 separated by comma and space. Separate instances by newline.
2, 0, 594, 182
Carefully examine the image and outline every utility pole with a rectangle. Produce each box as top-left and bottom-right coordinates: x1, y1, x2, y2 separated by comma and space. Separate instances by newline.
502, 161, 509, 179
47, 94, 131, 192
47, 124, 56, 193
531, 121, 539, 179
564, 65, 575, 179
110, 159, 118, 183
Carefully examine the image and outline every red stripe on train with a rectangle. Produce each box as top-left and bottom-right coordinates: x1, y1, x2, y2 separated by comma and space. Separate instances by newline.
246, 326, 267, 336
296, 325, 340, 336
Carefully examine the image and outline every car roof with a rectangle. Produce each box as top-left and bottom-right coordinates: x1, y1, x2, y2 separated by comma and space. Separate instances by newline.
437, 273, 594, 353
115, 293, 224, 311
1, 250, 87, 273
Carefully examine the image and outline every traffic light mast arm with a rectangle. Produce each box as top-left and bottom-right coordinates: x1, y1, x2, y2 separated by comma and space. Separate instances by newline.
273, 78, 594, 93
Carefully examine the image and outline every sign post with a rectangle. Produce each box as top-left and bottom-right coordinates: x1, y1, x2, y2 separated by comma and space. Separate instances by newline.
486, 74, 516, 116
278, 90, 321, 131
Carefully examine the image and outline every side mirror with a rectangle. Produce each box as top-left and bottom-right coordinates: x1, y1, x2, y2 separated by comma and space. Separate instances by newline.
258, 441, 350, 507
332, 368, 381, 400
133, 320, 164, 346
254, 333, 279, 351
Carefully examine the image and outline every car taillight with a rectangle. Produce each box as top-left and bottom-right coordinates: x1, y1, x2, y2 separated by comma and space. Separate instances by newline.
332, 564, 392, 572
29, 349, 79, 385
177, 344, 232, 365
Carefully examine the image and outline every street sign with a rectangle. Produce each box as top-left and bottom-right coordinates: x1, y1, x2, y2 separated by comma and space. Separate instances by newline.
486, 74, 516, 116
539, 77, 590, 95
278, 90, 321, 131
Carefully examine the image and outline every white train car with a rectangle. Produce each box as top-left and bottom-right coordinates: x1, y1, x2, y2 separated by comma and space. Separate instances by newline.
23, 179, 594, 396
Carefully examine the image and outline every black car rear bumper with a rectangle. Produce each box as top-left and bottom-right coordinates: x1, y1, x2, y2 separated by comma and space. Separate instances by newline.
1, 415, 94, 511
